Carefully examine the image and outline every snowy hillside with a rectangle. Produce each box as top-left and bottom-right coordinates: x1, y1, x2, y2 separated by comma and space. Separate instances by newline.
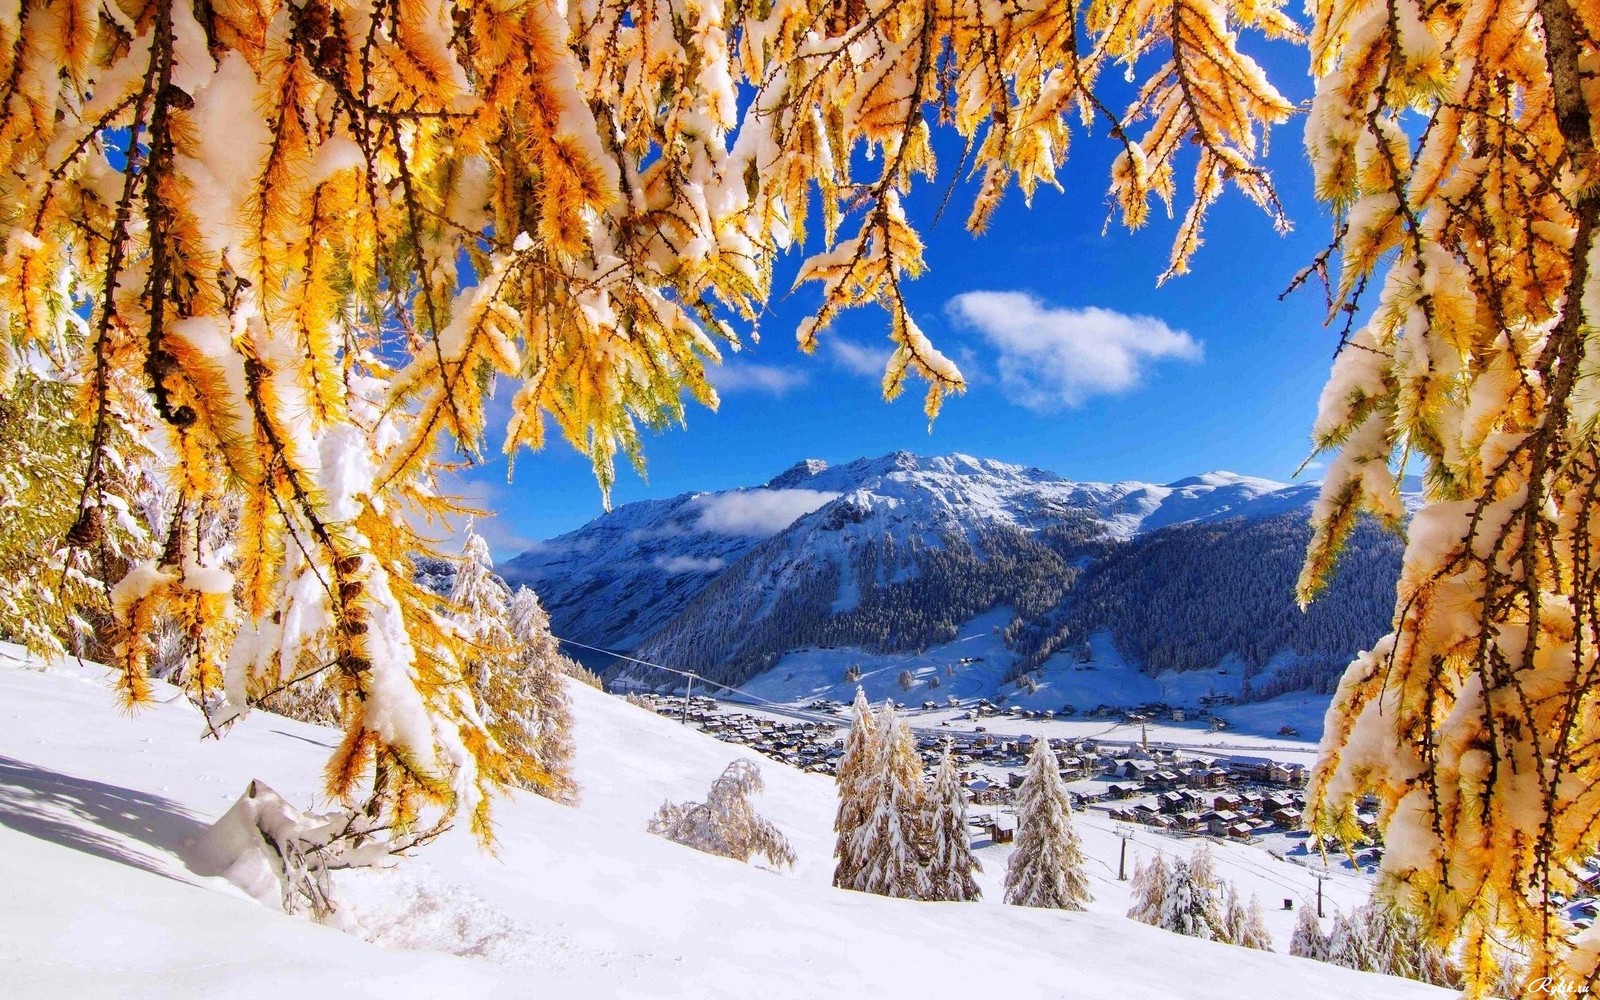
0, 643, 1447, 999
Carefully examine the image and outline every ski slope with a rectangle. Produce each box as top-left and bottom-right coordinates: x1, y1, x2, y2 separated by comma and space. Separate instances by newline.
0, 643, 1445, 999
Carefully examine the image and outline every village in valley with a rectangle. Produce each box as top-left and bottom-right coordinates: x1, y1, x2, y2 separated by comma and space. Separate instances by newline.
623, 690, 1357, 862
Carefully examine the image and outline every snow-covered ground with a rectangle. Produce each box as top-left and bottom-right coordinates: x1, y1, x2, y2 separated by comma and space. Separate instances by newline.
0, 642, 1442, 999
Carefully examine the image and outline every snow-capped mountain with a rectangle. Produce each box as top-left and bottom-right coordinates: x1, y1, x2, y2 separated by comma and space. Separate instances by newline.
505, 453, 1313, 648
506, 452, 1412, 699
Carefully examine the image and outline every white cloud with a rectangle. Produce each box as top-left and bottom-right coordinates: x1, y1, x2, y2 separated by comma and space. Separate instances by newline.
707, 361, 809, 396
826, 338, 893, 379
652, 554, 728, 574
947, 291, 1202, 411
691, 488, 840, 536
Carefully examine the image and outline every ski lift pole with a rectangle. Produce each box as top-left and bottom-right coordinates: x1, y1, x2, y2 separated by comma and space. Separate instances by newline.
681, 673, 694, 726
1114, 825, 1135, 880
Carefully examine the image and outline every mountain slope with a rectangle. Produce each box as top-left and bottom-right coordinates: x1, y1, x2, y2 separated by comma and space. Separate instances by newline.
505, 453, 1410, 699
0, 644, 1444, 999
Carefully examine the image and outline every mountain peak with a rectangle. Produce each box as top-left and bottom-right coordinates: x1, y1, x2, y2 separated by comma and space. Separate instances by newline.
765, 459, 829, 489
1165, 471, 1288, 491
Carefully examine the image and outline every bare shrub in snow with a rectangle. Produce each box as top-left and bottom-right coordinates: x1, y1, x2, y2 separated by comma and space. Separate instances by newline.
647, 760, 794, 868
188, 781, 447, 923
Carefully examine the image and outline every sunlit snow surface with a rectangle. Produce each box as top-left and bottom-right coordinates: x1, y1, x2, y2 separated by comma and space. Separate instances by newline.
0, 642, 1445, 999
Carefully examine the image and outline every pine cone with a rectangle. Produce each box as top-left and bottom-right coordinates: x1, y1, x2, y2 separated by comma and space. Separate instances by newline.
65, 508, 103, 548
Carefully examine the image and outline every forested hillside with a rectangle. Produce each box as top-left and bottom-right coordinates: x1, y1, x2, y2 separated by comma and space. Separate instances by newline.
1005, 514, 1403, 698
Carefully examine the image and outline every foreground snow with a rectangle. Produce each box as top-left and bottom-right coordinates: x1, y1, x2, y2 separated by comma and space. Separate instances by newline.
0, 643, 1445, 999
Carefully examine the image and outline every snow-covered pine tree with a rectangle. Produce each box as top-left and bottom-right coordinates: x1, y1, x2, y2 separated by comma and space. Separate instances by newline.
1364, 903, 1414, 979
1415, 940, 1463, 990
832, 688, 879, 890
849, 701, 929, 900
506, 586, 578, 805
1156, 849, 1227, 940
1325, 908, 1379, 972
1004, 739, 1091, 910
924, 742, 981, 902
1358, 902, 1462, 987
1127, 853, 1173, 926
446, 530, 578, 804
1290, 906, 1331, 962
647, 760, 795, 868
451, 527, 515, 664
1234, 892, 1274, 950
1221, 883, 1246, 945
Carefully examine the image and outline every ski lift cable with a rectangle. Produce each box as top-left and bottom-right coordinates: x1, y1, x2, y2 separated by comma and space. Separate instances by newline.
552, 634, 842, 722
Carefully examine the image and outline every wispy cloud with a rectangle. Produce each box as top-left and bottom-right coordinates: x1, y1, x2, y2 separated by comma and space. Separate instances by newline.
947, 291, 1202, 411
826, 338, 893, 379
707, 361, 809, 396
691, 488, 839, 537
652, 554, 728, 574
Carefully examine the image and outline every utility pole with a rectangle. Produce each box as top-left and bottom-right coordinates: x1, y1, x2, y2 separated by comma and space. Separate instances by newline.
681, 673, 694, 726
1114, 825, 1135, 880
1311, 867, 1331, 918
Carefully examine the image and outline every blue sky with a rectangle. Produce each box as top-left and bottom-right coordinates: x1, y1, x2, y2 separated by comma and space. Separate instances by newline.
452, 37, 1344, 558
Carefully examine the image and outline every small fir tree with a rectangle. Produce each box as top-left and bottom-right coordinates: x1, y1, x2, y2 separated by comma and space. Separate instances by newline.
832, 688, 879, 890
1127, 853, 1173, 926
450, 527, 513, 651
1233, 890, 1274, 950
1353, 902, 1462, 987
448, 531, 578, 804
1290, 905, 1331, 962
849, 701, 929, 899
648, 760, 795, 868
1221, 883, 1247, 945
1004, 739, 1092, 910
506, 587, 579, 804
1325, 908, 1379, 971
924, 742, 981, 902
1156, 849, 1228, 940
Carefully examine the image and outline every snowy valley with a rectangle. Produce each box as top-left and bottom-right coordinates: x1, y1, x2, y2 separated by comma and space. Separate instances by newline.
0, 643, 1449, 999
